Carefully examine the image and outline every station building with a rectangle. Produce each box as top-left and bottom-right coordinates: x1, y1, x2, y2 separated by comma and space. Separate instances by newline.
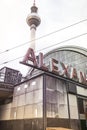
0, 46, 87, 130
0, 1, 87, 130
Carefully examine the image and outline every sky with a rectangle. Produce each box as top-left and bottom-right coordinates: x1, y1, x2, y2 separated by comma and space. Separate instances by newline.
0, 0, 87, 76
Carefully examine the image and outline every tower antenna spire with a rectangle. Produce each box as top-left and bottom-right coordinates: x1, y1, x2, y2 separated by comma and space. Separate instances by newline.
33, 0, 35, 6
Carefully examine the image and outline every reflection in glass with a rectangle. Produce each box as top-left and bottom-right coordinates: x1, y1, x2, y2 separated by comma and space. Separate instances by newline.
25, 76, 43, 118
46, 76, 68, 118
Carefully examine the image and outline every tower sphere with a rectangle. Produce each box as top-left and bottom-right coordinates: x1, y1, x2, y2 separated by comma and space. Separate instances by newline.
26, 4, 41, 27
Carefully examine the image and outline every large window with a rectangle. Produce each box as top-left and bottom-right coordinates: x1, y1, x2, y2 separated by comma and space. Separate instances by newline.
69, 94, 79, 119
24, 76, 43, 118
46, 76, 68, 118
78, 97, 87, 120
11, 76, 43, 119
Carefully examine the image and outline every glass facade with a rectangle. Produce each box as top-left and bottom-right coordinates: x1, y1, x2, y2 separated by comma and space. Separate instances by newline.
68, 94, 79, 119
46, 76, 68, 119
11, 76, 43, 119
0, 46, 87, 130
0, 74, 87, 130
44, 49, 87, 81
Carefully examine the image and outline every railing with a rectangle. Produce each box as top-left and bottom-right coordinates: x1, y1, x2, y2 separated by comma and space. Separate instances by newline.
0, 73, 4, 82
0, 72, 22, 85
0, 83, 13, 92
0, 73, 14, 92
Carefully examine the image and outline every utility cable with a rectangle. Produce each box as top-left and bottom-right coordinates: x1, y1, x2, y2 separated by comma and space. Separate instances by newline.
0, 18, 87, 55
0, 32, 87, 66
36, 32, 87, 52
0, 56, 24, 65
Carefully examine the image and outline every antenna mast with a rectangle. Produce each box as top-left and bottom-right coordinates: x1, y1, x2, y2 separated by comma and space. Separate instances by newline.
33, 0, 35, 5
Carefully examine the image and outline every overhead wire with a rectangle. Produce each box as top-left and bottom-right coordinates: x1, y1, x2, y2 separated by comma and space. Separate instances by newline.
0, 56, 24, 66
36, 32, 87, 52
0, 18, 87, 55
0, 32, 87, 66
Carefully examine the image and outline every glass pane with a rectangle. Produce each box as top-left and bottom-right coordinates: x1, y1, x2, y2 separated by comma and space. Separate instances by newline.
69, 94, 79, 119
24, 103, 43, 118
46, 76, 68, 118
18, 94, 25, 106
17, 106, 24, 119
24, 76, 43, 118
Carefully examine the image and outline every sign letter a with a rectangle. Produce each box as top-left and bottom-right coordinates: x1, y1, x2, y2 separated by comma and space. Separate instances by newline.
23, 48, 37, 66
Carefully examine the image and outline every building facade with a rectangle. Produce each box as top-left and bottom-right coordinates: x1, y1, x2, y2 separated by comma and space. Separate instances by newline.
0, 46, 87, 130
0, 1, 87, 130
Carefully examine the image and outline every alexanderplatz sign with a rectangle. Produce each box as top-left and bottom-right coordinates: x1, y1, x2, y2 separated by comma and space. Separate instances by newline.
20, 48, 87, 86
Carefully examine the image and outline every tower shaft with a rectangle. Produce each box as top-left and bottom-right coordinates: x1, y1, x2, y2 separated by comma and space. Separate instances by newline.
30, 24, 36, 50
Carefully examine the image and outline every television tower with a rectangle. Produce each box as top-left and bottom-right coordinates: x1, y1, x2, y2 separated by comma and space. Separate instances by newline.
26, 0, 41, 50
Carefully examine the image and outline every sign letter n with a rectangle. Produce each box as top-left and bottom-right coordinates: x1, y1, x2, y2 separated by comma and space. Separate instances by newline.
23, 48, 37, 66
